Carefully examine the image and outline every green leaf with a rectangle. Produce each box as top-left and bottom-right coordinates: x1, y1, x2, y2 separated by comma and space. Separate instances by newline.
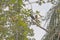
9, 0, 16, 4
18, 0, 23, 6
23, 31, 28, 36
18, 20, 27, 27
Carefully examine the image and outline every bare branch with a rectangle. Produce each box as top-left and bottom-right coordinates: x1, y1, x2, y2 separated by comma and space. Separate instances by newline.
33, 20, 49, 33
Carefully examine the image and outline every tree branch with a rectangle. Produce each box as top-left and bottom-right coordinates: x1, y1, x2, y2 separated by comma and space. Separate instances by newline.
33, 20, 49, 33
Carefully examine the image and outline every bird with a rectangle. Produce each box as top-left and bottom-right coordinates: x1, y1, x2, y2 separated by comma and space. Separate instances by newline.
35, 15, 38, 19
35, 15, 40, 23
30, 14, 35, 20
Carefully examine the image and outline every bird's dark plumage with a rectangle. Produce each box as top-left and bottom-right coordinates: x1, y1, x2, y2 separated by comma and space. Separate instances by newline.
30, 14, 35, 20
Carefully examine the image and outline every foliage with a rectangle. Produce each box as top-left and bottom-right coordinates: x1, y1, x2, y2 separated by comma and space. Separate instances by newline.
42, 1, 60, 40
0, 0, 34, 40
1, 0, 59, 40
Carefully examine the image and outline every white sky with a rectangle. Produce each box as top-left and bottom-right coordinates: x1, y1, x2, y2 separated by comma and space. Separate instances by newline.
25, 0, 53, 40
